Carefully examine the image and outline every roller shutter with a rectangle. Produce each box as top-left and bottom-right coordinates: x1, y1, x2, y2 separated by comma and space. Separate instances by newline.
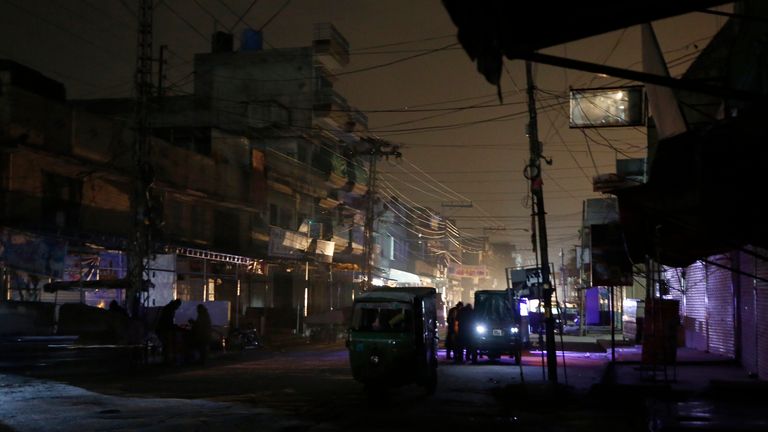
740, 251, 758, 375
705, 255, 734, 357
754, 249, 768, 379
682, 261, 707, 351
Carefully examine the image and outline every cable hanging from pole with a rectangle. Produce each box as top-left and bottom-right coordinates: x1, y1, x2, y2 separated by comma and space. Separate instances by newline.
128, 0, 155, 318
525, 59, 558, 385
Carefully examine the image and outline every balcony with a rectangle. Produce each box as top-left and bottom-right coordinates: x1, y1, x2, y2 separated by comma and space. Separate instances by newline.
312, 23, 350, 71
313, 87, 350, 130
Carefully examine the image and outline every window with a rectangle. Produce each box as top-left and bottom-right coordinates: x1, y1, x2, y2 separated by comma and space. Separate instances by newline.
278, 208, 293, 229
153, 127, 212, 156
42, 172, 82, 227
352, 302, 413, 332
269, 204, 278, 226
206, 278, 216, 301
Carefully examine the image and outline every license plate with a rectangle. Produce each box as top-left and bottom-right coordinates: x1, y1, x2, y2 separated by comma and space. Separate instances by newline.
492, 329, 502, 336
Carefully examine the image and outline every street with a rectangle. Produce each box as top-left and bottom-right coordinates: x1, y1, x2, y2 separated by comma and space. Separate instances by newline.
2, 341, 655, 432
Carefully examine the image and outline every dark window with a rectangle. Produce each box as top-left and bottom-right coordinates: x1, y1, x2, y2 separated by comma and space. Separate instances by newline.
269, 204, 278, 226
42, 172, 82, 227
352, 302, 413, 332
153, 127, 212, 156
164, 198, 183, 236
189, 205, 207, 239
297, 141, 308, 164
214, 210, 239, 249
278, 207, 292, 229
273, 273, 293, 309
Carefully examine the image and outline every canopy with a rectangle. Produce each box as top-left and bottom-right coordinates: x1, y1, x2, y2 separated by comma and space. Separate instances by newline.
44, 278, 133, 293
613, 108, 768, 267
442, 0, 730, 85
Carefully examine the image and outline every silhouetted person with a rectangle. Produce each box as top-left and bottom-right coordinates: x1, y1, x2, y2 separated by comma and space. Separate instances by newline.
156, 298, 182, 365
188, 303, 212, 365
446, 301, 463, 360
107, 300, 130, 344
454, 303, 475, 362
109, 300, 129, 317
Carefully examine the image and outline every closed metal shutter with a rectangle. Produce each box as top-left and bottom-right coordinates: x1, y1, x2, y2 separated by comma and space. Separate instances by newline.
754, 249, 768, 379
739, 251, 758, 375
664, 266, 684, 302
683, 261, 708, 351
663, 266, 685, 328
706, 255, 734, 357
40, 290, 81, 304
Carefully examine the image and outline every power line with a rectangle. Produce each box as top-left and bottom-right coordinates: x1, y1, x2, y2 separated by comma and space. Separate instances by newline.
229, 0, 260, 33
79, 0, 135, 26
159, 1, 209, 41
259, 0, 291, 31
191, 0, 229, 31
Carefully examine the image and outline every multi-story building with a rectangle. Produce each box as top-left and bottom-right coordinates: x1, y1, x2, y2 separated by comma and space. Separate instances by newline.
1, 24, 441, 337
0, 59, 269, 322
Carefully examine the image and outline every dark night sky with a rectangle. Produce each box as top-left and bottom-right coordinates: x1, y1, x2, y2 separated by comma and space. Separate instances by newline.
0, 0, 733, 263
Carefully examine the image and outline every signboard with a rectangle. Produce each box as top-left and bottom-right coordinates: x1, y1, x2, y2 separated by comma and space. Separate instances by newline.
314, 239, 335, 263
447, 263, 489, 279
268, 226, 310, 259
0, 228, 66, 278
569, 86, 645, 128
590, 223, 633, 286
506, 264, 554, 299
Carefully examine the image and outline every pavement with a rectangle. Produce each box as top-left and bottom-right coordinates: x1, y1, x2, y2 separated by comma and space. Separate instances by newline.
1, 332, 767, 431
517, 334, 768, 431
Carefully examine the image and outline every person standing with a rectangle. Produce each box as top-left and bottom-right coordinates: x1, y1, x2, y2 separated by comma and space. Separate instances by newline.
445, 301, 463, 360
189, 303, 212, 365
454, 303, 475, 363
156, 299, 181, 365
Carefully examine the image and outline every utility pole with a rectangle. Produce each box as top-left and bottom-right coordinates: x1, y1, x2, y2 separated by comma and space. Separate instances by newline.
362, 138, 401, 290
127, 0, 154, 317
525, 60, 558, 384
157, 44, 167, 99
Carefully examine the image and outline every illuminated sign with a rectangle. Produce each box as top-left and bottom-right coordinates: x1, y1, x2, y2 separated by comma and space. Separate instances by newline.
569, 86, 645, 128
590, 224, 633, 286
506, 264, 554, 299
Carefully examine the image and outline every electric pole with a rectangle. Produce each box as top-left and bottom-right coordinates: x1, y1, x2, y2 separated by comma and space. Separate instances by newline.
157, 44, 167, 99
127, 0, 154, 317
525, 60, 558, 384
362, 138, 401, 290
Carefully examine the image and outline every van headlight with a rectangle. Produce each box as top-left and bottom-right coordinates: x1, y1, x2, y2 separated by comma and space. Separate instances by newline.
509, 327, 519, 334
475, 324, 487, 334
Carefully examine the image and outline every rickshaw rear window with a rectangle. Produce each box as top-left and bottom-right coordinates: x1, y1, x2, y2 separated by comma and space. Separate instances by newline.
352, 302, 413, 332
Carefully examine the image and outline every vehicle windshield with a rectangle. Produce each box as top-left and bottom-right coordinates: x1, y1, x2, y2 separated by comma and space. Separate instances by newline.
474, 292, 516, 323
352, 301, 413, 332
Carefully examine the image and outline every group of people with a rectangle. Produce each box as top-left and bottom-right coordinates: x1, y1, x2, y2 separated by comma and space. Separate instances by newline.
155, 299, 212, 366
445, 301, 476, 363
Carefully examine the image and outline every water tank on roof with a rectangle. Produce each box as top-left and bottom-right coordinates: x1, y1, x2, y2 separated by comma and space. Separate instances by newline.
241, 29, 263, 51
211, 31, 234, 53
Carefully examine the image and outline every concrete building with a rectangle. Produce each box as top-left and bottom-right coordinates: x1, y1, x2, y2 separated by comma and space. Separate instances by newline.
1, 23, 445, 339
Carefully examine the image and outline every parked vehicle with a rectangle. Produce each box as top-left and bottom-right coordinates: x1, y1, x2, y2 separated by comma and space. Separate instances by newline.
226, 327, 261, 351
470, 289, 524, 364
346, 287, 438, 395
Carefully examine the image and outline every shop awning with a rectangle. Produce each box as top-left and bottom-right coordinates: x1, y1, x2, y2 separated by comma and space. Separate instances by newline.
443, 1, 730, 86
612, 108, 768, 267
44, 278, 132, 293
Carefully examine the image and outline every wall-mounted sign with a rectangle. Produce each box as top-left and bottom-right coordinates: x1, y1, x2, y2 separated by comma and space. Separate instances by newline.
570, 86, 645, 128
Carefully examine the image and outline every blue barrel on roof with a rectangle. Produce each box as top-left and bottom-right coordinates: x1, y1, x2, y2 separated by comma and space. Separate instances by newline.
241, 29, 263, 51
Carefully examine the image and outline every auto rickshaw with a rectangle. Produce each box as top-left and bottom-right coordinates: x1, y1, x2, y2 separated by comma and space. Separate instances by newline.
347, 287, 438, 395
